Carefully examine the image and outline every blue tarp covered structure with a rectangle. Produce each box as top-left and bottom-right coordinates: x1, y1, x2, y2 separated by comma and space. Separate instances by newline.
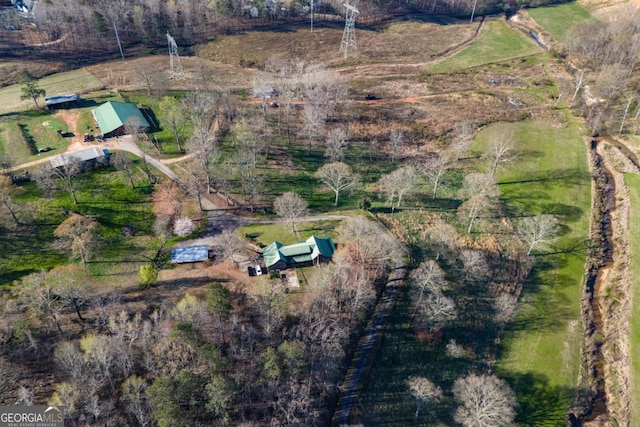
170, 245, 209, 264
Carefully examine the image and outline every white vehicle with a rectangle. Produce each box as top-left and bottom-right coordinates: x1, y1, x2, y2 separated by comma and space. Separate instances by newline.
255, 265, 263, 276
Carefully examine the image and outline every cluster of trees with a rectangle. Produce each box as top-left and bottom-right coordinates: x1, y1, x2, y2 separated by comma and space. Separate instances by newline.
147, 57, 351, 213
4, 217, 394, 426
565, 8, 640, 134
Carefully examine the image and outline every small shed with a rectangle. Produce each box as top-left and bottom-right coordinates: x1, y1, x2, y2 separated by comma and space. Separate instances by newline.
45, 94, 80, 110
170, 245, 209, 264
49, 147, 106, 168
91, 101, 150, 138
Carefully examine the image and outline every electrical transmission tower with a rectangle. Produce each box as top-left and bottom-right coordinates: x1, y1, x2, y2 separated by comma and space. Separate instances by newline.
167, 32, 185, 80
339, 0, 359, 60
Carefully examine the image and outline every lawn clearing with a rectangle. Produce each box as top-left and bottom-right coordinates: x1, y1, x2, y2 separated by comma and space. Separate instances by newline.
240, 218, 343, 248
0, 68, 103, 115
0, 164, 155, 287
483, 120, 591, 424
625, 172, 640, 426
527, 3, 594, 42
426, 18, 541, 73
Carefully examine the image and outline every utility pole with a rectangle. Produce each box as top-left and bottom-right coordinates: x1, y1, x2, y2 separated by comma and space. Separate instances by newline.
113, 22, 124, 60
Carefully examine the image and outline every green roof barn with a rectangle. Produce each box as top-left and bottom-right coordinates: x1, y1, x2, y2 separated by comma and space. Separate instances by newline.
263, 236, 336, 272
92, 101, 150, 137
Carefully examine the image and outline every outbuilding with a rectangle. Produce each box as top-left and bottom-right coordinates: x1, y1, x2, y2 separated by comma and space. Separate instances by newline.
45, 94, 80, 110
170, 245, 210, 264
49, 147, 107, 168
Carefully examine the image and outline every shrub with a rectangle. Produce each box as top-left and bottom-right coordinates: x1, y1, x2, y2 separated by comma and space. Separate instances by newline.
139, 264, 158, 288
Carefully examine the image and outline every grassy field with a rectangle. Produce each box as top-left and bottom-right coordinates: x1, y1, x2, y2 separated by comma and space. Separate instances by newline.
196, 19, 476, 68
0, 68, 103, 115
426, 18, 540, 73
625, 173, 640, 426
358, 118, 591, 426
0, 163, 155, 287
0, 112, 72, 165
487, 120, 590, 425
527, 3, 594, 42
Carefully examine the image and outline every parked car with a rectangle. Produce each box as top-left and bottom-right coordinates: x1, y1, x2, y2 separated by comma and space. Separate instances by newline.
255, 265, 263, 276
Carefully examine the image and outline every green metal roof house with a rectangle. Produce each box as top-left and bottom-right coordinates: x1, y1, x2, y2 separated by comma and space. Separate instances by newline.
91, 101, 150, 137
263, 236, 336, 272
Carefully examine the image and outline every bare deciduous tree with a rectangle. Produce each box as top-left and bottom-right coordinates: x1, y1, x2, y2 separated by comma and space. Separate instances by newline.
406, 376, 442, 418
159, 96, 187, 152
274, 192, 308, 237
54, 214, 99, 264
0, 175, 22, 225
494, 292, 519, 324
451, 122, 476, 160
452, 373, 518, 427
517, 214, 560, 255
18, 272, 65, 333
570, 70, 587, 107
377, 166, 418, 212
424, 218, 459, 261
51, 157, 83, 204
460, 249, 489, 282
336, 217, 397, 279
457, 173, 499, 233
416, 291, 456, 329
388, 128, 404, 163
324, 128, 349, 162
301, 103, 326, 152
187, 122, 219, 194
619, 90, 636, 134
410, 260, 447, 307
315, 162, 360, 206
111, 152, 136, 188
419, 152, 452, 199
483, 136, 517, 177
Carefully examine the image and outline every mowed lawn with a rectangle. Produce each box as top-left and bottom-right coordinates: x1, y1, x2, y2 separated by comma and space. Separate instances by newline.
625, 173, 640, 426
527, 3, 594, 42
426, 18, 540, 73
0, 68, 102, 115
487, 120, 591, 425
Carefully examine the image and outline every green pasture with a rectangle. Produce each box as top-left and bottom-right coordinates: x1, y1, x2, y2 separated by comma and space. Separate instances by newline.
483, 120, 590, 424
0, 112, 71, 165
426, 19, 540, 74
0, 68, 103, 115
0, 163, 155, 287
527, 3, 594, 42
626, 173, 640, 426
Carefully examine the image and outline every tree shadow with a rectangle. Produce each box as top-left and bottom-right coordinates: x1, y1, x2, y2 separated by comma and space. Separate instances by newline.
499, 371, 579, 427
499, 167, 590, 187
